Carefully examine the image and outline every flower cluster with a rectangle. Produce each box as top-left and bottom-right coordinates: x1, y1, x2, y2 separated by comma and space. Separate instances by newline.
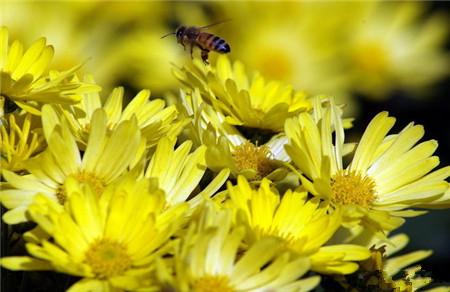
1, 27, 449, 292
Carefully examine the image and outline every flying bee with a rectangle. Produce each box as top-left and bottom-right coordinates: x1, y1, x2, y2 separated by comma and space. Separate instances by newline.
161, 20, 231, 64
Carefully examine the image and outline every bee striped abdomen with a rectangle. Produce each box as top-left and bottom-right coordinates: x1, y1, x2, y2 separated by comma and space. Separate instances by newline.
214, 37, 231, 53
197, 33, 230, 53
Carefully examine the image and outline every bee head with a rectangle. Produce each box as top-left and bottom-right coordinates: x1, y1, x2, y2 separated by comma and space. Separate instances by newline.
175, 26, 186, 40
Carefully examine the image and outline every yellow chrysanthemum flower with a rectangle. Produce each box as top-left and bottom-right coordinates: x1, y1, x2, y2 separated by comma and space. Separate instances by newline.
348, 2, 449, 98
0, 106, 142, 224
144, 137, 229, 208
203, 128, 288, 182
41, 76, 187, 148
177, 88, 289, 181
0, 113, 43, 172
174, 55, 311, 132
227, 176, 370, 275
157, 203, 320, 292
285, 100, 450, 233
0, 175, 187, 291
177, 92, 353, 182
0, 27, 99, 116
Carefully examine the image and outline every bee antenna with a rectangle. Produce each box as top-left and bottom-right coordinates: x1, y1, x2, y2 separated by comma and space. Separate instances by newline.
160, 32, 176, 39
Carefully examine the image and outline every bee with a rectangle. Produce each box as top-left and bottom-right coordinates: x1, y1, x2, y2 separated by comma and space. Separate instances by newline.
161, 20, 231, 64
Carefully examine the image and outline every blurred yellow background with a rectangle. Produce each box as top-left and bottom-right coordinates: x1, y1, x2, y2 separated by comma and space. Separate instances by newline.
3, 2, 448, 110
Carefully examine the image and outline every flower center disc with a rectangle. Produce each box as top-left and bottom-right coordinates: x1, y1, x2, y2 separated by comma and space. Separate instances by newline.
353, 42, 389, 74
74, 171, 105, 196
193, 275, 234, 292
85, 238, 132, 279
256, 225, 297, 247
232, 142, 274, 180
331, 170, 377, 208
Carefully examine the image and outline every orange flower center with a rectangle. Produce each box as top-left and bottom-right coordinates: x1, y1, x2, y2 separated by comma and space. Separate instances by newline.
85, 238, 132, 279
232, 142, 274, 180
193, 275, 234, 292
331, 170, 377, 208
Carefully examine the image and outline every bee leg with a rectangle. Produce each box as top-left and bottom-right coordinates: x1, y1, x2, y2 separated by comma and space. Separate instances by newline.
178, 38, 186, 51
190, 43, 194, 59
201, 49, 210, 64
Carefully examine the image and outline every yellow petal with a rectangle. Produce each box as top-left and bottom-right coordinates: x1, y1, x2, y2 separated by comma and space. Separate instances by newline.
103, 87, 124, 125
350, 112, 395, 173
27, 45, 54, 79
82, 109, 107, 173
0, 26, 8, 68
4, 40, 24, 73
0, 256, 52, 271
12, 37, 46, 80
385, 250, 432, 277
2, 206, 29, 224
67, 279, 110, 292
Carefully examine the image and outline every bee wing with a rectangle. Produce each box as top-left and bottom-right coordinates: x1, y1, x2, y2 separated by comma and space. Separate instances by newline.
199, 19, 231, 30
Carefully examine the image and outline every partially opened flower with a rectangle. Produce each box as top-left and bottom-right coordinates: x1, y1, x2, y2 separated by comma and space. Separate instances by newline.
285, 100, 450, 233
42, 77, 187, 148
203, 129, 288, 182
157, 203, 320, 292
177, 88, 289, 182
0, 106, 141, 224
174, 55, 311, 132
227, 176, 370, 275
0, 174, 187, 291
0, 113, 43, 172
0, 27, 99, 116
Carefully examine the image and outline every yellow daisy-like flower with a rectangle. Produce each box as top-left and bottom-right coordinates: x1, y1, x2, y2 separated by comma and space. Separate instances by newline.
174, 55, 311, 132
144, 137, 229, 208
0, 175, 187, 291
0, 106, 141, 224
348, 2, 449, 98
203, 129, 288, 182
157, 203, 320, 292
0, 27, 99, 116
227, 176, 370, 275
285, 100, 450, 233
178, 88, 288, 181
42, 76, 187, 148
0, 113, 43, 172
